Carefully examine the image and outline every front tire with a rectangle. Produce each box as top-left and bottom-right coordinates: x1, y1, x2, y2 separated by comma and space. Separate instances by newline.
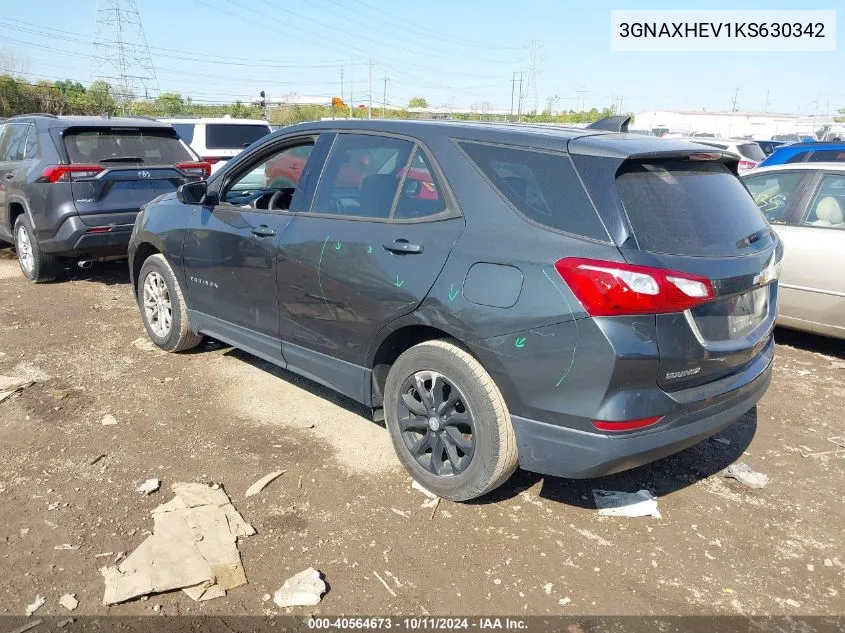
14, 216, 56, 283
137, 254, 202, 352
384, 340, 518, 501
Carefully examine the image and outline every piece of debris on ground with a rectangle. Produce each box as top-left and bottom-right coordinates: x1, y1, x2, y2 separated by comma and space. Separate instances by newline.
593, 489, 662, 518
101, 482, 255, 605
373, 570, 397, 598
0, 376, 35, 404
100, 414, 118, 426
130, 337, 160, 353
12, 619, 43, 633
723, 462, 770, 489
245, 470, 285, 498
59, 593, 78, 611
24, 594, 45, 616
411, 479, 440, 509
272, 567, 326, 608
135, 478, 161, 495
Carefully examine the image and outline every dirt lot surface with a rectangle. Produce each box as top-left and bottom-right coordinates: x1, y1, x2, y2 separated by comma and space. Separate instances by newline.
1, 247, 843, 618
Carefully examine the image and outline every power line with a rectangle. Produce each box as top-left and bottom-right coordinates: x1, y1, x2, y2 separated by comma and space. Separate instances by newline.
92, 0, 159, 107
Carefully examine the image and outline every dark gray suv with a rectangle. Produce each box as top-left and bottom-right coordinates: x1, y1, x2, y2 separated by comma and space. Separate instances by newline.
0, 114, 209, 282
128, 118, 781, 501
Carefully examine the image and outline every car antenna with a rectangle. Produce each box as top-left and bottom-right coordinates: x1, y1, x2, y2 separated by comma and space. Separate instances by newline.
587, 115, 631, 133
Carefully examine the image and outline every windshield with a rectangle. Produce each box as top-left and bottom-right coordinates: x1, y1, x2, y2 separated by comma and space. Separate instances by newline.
64, 128, 194, 165
616, 160, 770, 257
205, 124, 270, 150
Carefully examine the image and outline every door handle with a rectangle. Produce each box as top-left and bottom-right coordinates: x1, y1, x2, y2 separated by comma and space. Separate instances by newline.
383, 239, 423, 254
3, 174, 13, 180
251, 225, 277, 237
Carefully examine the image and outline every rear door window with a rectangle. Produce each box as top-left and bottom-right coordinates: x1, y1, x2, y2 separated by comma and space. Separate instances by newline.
170, 123, 195, 144
0, 124, 29, 161
64, 128, 195, 165
802, 173, 845, 229
616, 160, 769, 256
458, 141, 608, 241
737, 143, 766, 162
742, 171, 807, 223
205, 124, 270, 150
312, 133, 415, 219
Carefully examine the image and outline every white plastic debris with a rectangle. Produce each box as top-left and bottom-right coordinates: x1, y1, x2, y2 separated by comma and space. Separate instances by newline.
390, 508, 410, 518
543, 582, 554, 596
272, 567, 326, 607
245, 470, 285, 498
59, 594, 79, 611
558, 597, 571, 606
54, 544, 80, 550
593, 489, 662, 518
723, 462, 769, 489
135, 478, 161, 495
101, 482, 255, 605
0, 376, 35, 404
411, 480, 440, 508
101, 414, 118, 426
25, 594, 45, 616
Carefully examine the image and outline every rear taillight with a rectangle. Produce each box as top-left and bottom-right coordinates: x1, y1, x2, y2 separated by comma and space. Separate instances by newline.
38, 164, 103, 183
177, 161, 211, 179
592, 416, 663, 432
738, 159, 757, 170
555, 257, 714, 317
203, 157, 222, 165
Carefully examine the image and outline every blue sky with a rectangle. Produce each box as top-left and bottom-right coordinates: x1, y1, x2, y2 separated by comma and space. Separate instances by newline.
0, 0, 841, 114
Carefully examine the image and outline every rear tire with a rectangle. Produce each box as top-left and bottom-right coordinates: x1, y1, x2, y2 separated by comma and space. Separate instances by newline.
14, 215, 57, 283
137, 253, 202, 352
384, 339, 518, 501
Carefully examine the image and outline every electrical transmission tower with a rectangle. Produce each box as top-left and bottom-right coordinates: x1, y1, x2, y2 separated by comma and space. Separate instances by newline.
524, 39, 542, 115
92, 0, 160, 110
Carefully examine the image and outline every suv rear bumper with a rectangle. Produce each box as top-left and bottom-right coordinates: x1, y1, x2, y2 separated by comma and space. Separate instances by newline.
511, 343, 772, 479
39, 215, 135, 257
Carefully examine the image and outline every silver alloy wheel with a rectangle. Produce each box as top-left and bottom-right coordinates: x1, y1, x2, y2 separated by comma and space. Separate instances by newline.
142, 271, 172, 338
16, 225, 34, 275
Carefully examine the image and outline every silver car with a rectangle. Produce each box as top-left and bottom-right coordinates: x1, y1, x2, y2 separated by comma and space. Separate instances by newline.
742, 163, 845, 339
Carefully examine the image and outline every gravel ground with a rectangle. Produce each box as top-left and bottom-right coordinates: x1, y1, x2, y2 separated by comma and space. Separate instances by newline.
0, 249, 843, 618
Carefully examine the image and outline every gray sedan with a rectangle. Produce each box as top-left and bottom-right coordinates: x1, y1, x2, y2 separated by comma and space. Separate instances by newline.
742, 163, 845, 339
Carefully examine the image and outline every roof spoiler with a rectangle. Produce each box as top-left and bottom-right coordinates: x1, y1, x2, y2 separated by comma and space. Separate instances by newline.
587, 115, 631, 133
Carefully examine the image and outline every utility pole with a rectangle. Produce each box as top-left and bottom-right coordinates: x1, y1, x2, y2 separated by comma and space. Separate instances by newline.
340, 66, 344, 117
381, 76, 389, 118
731, 86, 740, 112
517, 71, 523, 121
510, 71, 518, 121
763, 90, 770, 112
576, 90, 587, 112
349, 61, 353, 118
368, 58, 373, 120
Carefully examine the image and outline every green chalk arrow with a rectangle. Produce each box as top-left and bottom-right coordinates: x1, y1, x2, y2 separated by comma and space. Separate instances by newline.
367, 245, 373, 254
394, 275, 404, 288
448, 284, 459, 302
514, 337, 526, 349
335, 241, 342, 250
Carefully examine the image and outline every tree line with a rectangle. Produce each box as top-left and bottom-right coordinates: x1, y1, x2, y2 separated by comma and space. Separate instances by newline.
1, 75, 631, 125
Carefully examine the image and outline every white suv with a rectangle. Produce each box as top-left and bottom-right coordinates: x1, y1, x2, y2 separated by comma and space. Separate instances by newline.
159, 116, 272, 175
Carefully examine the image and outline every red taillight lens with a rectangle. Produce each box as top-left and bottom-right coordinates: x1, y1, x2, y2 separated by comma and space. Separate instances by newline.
177, 161, 211, 178
555, 257, 714, 317
738, 159, 757, 170
38, 164, 103, 183
592, 416, 663, 432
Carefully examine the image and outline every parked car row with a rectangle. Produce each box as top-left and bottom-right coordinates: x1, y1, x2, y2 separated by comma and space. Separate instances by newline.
0, 113, 834, 501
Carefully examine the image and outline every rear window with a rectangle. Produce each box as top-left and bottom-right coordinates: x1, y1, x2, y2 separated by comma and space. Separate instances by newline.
805, 149, 845, 163
737, 143, 766, 162
459, 141, 608, 241
205, 124, 270, 150
616, 161, 769, 257
170, 123, 195, 144
64, 128, 195, 165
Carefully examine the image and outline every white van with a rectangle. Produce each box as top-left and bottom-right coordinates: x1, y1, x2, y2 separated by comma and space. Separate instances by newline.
159, 116, 272, 174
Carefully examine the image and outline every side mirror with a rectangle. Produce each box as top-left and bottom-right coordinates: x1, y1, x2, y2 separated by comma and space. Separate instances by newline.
177, 180, 209, 205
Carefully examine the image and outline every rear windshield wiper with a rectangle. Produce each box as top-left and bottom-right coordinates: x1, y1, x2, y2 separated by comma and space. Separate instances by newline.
98, 156, 145, 163
736, 228, 769, 249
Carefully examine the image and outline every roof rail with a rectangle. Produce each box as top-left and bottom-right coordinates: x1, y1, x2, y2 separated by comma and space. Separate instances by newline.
10, 112, 58, 119
123, 115, 158, 121
587, 115, 631, 133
